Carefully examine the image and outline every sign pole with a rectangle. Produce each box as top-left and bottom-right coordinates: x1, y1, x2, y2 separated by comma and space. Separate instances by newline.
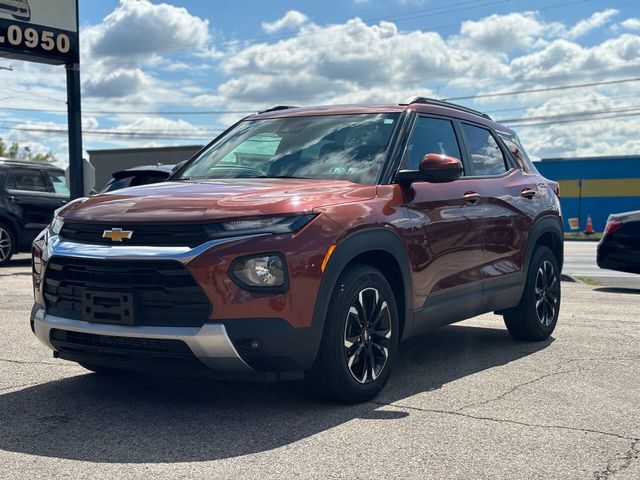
66, 62, 83, 199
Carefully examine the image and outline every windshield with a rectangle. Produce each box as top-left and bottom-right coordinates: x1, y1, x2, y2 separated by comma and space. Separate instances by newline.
176, 113, 400, 184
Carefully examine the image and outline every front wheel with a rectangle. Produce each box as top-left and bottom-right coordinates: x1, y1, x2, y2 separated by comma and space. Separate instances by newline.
503, 246, 561, 341
307, 265, 400, 403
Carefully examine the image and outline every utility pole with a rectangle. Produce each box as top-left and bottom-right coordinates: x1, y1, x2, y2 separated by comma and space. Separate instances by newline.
66, 62, 84, 199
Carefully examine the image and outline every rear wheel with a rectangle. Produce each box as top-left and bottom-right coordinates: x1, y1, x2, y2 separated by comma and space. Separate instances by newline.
0, 223, 15, 267
308, 265, 399, 403
503, 246, 560, 341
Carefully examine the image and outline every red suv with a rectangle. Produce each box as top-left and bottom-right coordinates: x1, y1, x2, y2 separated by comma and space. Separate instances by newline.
31, 98, 563, 402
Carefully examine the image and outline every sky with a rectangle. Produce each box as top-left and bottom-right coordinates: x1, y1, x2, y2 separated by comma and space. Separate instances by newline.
1, 0, 640, 167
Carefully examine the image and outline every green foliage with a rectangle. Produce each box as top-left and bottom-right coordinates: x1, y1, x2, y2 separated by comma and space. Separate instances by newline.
0, 138, 56, 163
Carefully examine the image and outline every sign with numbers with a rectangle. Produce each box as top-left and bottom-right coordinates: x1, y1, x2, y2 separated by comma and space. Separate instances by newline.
0, 0, 78, 65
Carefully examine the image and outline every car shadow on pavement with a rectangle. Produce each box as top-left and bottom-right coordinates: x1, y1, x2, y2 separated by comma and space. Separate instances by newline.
7, 258, 31, 268
0, 323, 552, 463
594, 287, 640, 295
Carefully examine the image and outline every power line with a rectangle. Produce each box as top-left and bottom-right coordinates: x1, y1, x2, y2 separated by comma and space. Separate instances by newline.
444, 77, 640, 101
0, 125, 215, 140
90, 0, 510, 58
505, 110, 640, 128
484, 93, 640, 115
83, 0, 589, 67
5, 104, 640, 141
497, 105, 640, 124
5, 74, 639, 119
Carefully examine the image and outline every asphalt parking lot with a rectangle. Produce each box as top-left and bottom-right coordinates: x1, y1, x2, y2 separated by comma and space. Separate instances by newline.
1, 252, 639, 479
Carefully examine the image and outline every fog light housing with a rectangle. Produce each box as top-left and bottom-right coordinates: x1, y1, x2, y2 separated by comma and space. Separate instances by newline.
230, 253, 288, 292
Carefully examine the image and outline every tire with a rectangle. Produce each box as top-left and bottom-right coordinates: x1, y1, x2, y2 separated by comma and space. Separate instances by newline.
0, 222, 15, 267
307, 265, 400, 403
79, 363, 125, 375
503, 246, 561, 341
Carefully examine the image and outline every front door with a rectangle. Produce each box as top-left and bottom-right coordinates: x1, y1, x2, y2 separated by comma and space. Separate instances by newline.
399, 116, 485, 331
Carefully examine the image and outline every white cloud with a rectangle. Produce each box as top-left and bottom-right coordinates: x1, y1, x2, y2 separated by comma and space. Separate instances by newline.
458, 12, 548, 52
84, 69, 150, 98
620, 18, 640, 30
261, 10, 309, 33
88, 0, 210, 58
566, 9, 618, 39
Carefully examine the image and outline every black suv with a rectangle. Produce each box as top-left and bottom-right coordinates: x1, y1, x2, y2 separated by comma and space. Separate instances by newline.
0, 160, 69, 266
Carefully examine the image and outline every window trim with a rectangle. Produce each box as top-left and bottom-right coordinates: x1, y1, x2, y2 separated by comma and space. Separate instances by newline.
5, 168, 50, 194
457, 121, 517, 179
393, 113, 467, 180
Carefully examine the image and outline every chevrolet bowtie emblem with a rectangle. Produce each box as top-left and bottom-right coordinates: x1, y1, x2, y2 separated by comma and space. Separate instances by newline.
102, 228, 133, 242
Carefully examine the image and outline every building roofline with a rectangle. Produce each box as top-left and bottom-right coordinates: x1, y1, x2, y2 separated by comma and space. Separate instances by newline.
87, 145, 203, 155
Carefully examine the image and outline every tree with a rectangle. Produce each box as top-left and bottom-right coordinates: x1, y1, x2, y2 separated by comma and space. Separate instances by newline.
0, 139, 56, 163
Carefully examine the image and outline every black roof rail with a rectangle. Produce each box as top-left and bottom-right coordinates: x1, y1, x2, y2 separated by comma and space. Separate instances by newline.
257, 105, 300, 114
400, 96, 492, 120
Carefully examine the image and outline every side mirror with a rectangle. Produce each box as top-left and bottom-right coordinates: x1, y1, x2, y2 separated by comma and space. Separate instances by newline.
397, 153, 463, 184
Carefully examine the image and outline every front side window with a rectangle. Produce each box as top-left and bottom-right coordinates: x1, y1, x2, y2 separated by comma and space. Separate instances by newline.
177, 114, 400, 184
8, 169, 47, 192
461, 124, 508, 176
402, 117, 462, 170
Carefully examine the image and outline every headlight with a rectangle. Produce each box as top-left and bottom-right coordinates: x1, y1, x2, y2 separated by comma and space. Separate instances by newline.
48, 197, 88, 236
50, 216, 64, 235
205, 214, 316, 239
230, 253, 287, 290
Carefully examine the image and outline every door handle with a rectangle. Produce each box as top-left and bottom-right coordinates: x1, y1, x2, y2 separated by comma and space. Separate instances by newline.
521, 188, 537, 199
463, 192, 480, 205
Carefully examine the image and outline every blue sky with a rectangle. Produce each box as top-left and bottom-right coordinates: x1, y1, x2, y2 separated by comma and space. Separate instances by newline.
1, 0, 640, 165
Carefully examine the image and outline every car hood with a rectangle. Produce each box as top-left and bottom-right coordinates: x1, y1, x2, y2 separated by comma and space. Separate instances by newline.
62, 178, 377, 223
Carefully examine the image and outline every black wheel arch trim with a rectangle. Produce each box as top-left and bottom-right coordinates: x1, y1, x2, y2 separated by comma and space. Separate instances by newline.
515, 214, 564, 303
307, 227, 413, 368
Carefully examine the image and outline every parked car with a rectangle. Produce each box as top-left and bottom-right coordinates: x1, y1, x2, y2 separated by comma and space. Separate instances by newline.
101, 164, 175, 193
31, 98, 563, 402
0, 0, 31, 21
597, 210, 640, 274
0, 159, 68, 266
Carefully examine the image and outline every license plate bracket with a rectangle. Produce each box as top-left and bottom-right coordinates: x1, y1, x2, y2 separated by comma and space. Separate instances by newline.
81, 290, 135, 325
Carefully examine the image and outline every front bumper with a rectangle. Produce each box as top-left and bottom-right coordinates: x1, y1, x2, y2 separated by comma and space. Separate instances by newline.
32, 307, 253, 373
31, 219, 338, 376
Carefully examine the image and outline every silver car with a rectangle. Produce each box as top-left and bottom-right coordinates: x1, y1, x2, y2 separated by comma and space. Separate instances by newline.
0, 0, 31, 21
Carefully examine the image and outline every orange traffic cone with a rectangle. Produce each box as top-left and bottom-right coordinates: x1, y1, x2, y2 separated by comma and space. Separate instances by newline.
584, 213, 594, 234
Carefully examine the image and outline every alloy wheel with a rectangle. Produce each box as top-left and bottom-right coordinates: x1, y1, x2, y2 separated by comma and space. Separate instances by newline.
343, 287, 392, 384
534, 260, 558, 326
0, 227, 12, 263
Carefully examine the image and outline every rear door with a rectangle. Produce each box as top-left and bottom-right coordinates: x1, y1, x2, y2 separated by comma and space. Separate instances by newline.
458, 122, 542, 311
6, 168, 67, 247
399, 116, 485, 330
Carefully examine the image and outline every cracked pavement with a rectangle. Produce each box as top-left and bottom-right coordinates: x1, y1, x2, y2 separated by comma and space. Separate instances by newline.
1, 253, 639, 479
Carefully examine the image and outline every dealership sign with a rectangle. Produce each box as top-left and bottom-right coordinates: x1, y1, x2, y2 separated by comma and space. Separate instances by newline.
0, 0, 78, 64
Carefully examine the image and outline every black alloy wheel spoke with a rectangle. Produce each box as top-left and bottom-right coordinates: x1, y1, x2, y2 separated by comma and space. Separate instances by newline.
534, 260, 558, 327
343, 287, 392, 384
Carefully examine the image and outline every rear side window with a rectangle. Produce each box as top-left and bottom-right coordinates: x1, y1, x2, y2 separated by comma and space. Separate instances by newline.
8, 169, 47, 192
403, 117, 462, 170
45, 170, 70, 195
461, 124, 508, 176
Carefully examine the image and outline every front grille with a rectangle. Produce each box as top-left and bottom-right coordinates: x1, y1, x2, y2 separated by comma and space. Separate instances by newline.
49, 329, 208, 371
60, 222, 209, 247
43, 258, 212, 327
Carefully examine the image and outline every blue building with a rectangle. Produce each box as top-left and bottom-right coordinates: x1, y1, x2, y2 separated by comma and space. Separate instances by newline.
535, 156, 640, 233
